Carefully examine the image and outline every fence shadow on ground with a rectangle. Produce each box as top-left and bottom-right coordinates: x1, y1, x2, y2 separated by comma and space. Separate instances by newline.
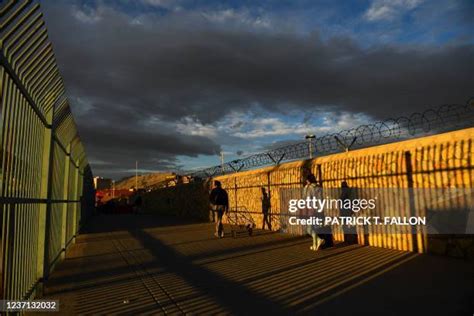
36, 214, 474, 315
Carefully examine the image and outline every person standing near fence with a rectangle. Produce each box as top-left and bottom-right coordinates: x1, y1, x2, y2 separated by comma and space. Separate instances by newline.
340, 181, 358, 244
261, 187, 272, 230
209, 181, 229, 238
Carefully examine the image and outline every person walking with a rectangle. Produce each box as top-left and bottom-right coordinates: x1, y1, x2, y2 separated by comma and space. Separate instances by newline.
261, 187, 272, 230
209, 181, 229, 238
133, 194, 143, 214
304, 174, 326, 251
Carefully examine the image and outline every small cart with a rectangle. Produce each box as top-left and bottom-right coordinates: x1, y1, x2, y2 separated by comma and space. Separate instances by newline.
227, 206, 256, 237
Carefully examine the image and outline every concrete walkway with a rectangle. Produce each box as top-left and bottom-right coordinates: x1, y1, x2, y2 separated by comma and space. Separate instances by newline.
37, 214, 473, 315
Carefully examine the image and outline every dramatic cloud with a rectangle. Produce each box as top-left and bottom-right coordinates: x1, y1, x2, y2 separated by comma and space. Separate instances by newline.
364, 0, 424, 21
79, 123, 219, 176
230, 112, 371, 139
41, 1, 474, 178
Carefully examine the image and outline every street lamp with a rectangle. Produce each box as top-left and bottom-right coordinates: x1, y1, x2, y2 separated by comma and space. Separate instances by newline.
305, 134, 316, 159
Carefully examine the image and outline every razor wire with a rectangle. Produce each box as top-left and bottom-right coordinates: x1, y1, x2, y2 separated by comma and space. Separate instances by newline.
184, 98, 474, 178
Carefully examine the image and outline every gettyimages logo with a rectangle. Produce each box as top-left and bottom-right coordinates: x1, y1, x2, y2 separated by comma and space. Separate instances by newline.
288, 197, 377, 213
279, 188, 474, 234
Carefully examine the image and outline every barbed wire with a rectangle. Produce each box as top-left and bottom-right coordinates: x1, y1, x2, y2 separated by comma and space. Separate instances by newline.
183, 98, 474, 178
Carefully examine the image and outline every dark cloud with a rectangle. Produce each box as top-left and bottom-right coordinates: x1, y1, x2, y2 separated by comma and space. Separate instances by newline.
264, 139, 301, 151
79, 121, 220, 176
41, 2, 474, 177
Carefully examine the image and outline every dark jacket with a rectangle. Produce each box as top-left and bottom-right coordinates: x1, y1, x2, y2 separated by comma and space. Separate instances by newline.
210, 187, 229, 207
135, 196, 143, 206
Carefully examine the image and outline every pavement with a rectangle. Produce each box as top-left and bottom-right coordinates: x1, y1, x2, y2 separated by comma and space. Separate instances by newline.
34, 213, 474, 315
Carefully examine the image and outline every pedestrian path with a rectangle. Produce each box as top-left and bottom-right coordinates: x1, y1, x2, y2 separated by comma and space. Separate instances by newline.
36, 214, 474, 315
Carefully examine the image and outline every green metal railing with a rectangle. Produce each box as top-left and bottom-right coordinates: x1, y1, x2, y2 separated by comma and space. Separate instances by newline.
0, 0, 94, 300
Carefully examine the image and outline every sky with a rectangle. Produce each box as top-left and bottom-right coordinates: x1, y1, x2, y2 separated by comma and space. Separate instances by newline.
41, 0, 474, 179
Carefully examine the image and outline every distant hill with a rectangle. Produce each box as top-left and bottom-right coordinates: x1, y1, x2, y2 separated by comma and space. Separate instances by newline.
114, 172, 174, 190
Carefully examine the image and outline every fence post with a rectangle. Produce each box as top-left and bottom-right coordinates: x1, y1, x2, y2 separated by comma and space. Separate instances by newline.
267, 172, 271, 230
37, 110, 54, 291
77, 169, 84, 231
404, 151, 420, 253
234, 177, 237, 212
71, 164, 79, 242
317, 164, 323, 185
60, 144, 71, 260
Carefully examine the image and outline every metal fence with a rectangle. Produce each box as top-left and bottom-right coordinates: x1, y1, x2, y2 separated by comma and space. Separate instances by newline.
187, 98, 474, 178
0, 0, 94, 301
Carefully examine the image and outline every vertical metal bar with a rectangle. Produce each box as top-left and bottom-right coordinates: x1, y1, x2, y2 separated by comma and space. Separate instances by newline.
60, 145, 70, 260
37, 108, 53, 286
13, 204, 19, 299
4, 204, 15, 299
71, 164, 78, 238
7, 79, 20, 299
4, 77, 15, 198
24, 107, 34, 295
404, 151, 419, 253
15, 90, 26, 298
0, 63, 5, 300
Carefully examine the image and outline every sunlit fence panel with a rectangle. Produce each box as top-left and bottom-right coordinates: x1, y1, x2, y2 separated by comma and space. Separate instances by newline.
0, 0, 94, 300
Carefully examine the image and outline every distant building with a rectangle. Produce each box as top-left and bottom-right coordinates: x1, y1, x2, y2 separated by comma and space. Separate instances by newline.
93, 177, 113, 190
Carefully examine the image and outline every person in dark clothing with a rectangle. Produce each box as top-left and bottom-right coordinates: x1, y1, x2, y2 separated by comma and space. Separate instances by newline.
261, 187, 272, 230
209, 181, 229, 238
133, 194, 143, 214
339, 181, 351, 216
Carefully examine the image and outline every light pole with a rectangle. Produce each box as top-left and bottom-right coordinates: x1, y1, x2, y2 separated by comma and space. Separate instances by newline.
135, 161, 138, 190
305, 134, 316, 159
